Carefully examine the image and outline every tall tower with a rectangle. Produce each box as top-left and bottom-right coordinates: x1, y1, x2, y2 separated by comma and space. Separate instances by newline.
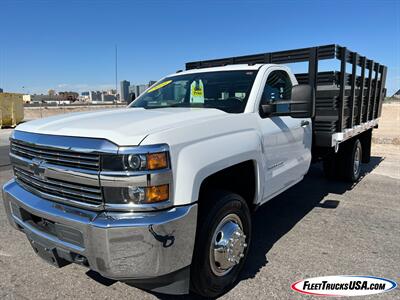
120, 80, 130, 102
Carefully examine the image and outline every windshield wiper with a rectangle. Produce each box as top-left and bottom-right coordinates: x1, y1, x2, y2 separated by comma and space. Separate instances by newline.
143, 103, 191, 109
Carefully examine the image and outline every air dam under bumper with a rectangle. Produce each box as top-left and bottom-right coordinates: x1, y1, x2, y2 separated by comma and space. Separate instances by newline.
2, 179, 197, 293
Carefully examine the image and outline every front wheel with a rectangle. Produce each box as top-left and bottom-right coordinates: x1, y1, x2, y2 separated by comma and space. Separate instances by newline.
190, 190, 251, 298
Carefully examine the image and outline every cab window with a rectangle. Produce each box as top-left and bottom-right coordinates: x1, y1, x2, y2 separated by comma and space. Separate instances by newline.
260, 70, 292, 117
131, 71, 258, 113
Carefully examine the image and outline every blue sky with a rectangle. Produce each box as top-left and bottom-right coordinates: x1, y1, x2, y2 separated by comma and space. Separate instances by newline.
1, 0, 399, 95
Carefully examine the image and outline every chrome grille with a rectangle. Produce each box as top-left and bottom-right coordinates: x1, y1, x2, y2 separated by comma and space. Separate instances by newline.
14, 167, 103, 205
10, 140, 100, 170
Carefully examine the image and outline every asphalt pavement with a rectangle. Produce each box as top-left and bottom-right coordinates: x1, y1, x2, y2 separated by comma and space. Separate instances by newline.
0, 128, 398, 299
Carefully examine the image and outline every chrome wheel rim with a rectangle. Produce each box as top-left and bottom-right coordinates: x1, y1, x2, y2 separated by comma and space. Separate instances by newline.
209, 213, 247, 277
353, 146, 361, 177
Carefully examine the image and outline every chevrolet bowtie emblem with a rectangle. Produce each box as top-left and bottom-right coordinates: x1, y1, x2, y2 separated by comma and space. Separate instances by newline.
30, 158, 46, 180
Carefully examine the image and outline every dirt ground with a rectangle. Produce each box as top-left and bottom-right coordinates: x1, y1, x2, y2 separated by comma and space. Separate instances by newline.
371, 103, 400, 180
372, 103, 400, 145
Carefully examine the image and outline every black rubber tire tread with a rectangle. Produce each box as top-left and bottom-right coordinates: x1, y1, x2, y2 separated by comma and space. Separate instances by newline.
323, 155, 340, 179
190, 189, 251, 298
323, 138, 363, 182
341, 138, 362, 182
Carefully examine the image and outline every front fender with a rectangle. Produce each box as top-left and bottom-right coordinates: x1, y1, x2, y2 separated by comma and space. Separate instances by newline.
171, 129, 264, 206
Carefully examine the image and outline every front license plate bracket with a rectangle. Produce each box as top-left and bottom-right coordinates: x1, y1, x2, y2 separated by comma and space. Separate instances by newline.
28, 237, 70, 268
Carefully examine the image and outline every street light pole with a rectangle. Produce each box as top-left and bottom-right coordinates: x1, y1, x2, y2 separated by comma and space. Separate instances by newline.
115, 44, 118, 105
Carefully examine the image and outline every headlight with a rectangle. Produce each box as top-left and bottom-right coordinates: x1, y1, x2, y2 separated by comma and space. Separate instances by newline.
101, 144, 172, 209
103, 184, 169, 205
146, 152, 168, 170
102, 149, 169, 171
126, 154, 147, 170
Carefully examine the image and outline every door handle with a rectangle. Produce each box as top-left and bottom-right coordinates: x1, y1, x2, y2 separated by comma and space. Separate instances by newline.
300, 120, 310, 127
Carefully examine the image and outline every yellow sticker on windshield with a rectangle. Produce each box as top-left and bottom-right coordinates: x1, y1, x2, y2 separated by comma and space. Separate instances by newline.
147, 80, 172, 93
190, 80, 204, 103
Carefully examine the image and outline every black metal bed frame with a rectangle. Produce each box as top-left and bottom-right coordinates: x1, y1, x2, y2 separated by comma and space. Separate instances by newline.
186, 45, 387, 147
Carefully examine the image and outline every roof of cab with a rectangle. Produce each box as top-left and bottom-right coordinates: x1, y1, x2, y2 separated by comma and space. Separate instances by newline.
167, 64, 273, 77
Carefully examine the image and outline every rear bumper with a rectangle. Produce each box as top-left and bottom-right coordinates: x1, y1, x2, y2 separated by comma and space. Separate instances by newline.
2, 179, 197, 282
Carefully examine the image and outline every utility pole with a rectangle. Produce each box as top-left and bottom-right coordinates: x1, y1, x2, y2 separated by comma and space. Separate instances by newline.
115, 44, 118, 104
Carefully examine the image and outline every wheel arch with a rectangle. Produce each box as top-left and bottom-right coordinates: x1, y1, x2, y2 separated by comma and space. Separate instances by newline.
198, 160, 260, 211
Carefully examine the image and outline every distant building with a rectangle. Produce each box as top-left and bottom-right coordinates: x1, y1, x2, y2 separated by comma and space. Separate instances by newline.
135, 84, 147, 97
31, 95, 50, 103
101, 92, 116, 102
59, 91, 78, 101
79, 92, 90, 102
89, 91, 102, 102
128, 85, 136, 103
22, 95, 32, 103
108, 89, 117, 95
23, 94, 66, 104
120, 80, 130, 102
23, 95, 32, 103
392, 89, 400, 99
121, 81, 156, 102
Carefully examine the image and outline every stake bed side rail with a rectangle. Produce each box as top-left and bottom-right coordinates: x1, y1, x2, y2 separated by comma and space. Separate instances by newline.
186, 45, 387, 147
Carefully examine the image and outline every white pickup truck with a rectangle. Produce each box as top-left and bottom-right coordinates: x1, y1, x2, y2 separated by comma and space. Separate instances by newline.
2, 45, 387, 297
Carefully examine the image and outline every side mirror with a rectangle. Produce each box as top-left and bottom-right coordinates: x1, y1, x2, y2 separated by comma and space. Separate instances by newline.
260, 84, 314, 118
261, 103, 274, 115
290, 84, 313, 118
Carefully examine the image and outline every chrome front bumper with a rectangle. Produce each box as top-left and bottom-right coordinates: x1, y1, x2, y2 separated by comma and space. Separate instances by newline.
2, 179, 197, 282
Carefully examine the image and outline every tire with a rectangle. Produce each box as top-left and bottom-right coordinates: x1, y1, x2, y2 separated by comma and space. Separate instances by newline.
342, 138, 362, 182
190, 190, 251, 298
323, 155, 340, 179
323, 138, 363, 182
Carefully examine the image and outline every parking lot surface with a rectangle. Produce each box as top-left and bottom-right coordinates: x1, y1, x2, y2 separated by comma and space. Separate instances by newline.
0, 128, 398, 299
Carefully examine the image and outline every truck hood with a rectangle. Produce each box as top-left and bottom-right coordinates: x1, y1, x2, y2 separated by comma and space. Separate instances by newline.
15, 107, 228, 146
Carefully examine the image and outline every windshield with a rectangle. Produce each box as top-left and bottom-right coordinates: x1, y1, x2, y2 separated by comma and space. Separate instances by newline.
130, 70, 258, 113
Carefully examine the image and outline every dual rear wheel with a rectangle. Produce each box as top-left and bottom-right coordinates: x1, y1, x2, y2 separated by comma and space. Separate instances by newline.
323, 138, 363, 182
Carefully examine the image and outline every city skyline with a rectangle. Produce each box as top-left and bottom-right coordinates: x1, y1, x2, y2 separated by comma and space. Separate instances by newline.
1, 0, 399, 95
17, 79, 155, 104
17, 79, 153, 96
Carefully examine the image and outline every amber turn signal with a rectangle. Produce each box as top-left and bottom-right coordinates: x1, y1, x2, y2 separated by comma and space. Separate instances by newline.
147, 152, 168, 170
145, 184, 169, 203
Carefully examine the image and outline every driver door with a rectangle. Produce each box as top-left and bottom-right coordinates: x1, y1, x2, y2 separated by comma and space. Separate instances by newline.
257, 68, 312, 202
